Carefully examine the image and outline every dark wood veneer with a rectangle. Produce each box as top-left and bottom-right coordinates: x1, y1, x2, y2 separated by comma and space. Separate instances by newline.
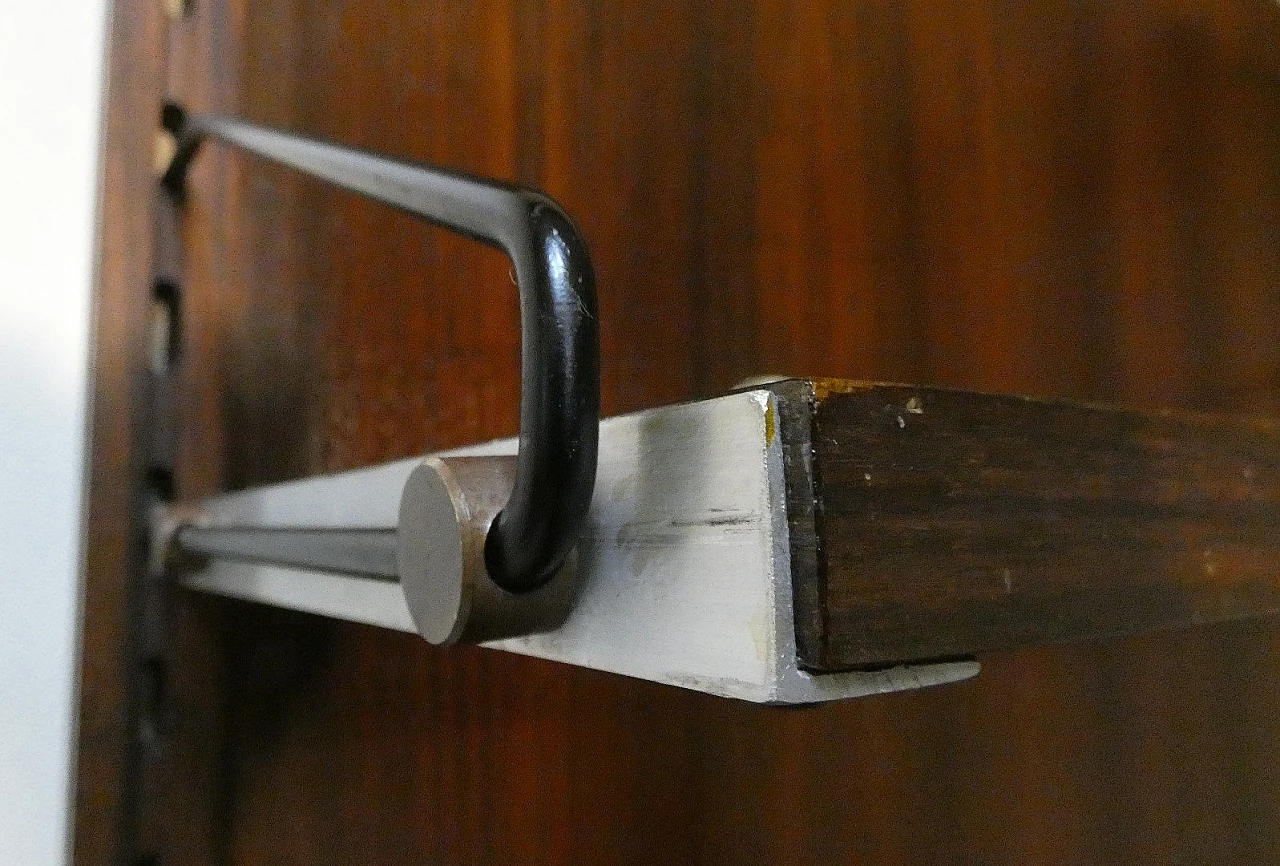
789, 381, 1280, 671
80, 0, 1280, 862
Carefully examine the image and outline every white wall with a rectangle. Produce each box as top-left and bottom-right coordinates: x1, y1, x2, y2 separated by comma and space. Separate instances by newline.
0, 1, 109, 863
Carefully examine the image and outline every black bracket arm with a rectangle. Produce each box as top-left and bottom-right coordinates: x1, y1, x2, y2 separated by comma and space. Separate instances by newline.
160, 104, 600, 592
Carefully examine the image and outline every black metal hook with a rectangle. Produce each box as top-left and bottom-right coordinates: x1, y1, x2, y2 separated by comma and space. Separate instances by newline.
161, 104, 599, 592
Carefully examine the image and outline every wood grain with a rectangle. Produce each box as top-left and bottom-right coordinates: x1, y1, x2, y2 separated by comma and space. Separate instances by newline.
792, 380, 1280, 671
74, 1, 171, 862
79, 0, 1280, 863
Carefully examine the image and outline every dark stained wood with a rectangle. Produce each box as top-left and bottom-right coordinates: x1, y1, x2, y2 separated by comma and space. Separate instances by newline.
790, 380, 1280, 671
76, 2, 230, 864
769, 379, 824, 666
79, 0, 1280, 864
74, 1, 181, 863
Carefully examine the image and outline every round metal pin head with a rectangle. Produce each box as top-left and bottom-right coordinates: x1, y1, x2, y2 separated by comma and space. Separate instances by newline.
397, 456, 575, 646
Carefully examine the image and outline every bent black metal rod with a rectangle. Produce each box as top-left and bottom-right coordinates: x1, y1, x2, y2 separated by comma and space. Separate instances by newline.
161, 105, 600, 592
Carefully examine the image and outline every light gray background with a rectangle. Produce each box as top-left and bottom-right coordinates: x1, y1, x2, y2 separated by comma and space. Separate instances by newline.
0, 1, 108, 862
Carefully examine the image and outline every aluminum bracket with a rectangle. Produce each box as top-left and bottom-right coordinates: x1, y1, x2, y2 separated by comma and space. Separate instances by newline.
174, 389, 978, 704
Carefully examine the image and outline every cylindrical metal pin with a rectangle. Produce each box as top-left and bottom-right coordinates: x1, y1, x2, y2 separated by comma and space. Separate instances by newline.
397, 456, 576, 645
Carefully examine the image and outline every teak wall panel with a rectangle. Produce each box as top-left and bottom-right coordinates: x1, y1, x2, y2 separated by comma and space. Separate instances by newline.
74, 1, 163, 861
81, 0, 1280, 863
